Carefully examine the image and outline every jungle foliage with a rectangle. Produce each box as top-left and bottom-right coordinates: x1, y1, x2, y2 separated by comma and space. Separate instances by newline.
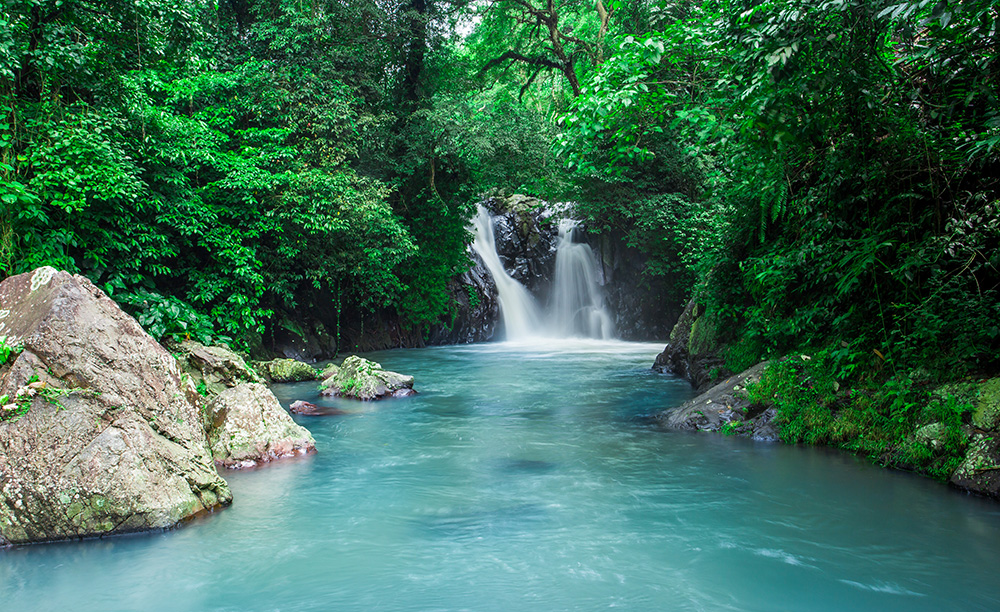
2, 0, 998, 398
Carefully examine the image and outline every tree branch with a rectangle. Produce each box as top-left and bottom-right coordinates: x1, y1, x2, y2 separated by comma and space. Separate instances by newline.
480, 50, 564, 74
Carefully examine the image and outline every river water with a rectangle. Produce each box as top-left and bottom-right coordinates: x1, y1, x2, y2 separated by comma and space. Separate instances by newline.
2, 340, 1000, 611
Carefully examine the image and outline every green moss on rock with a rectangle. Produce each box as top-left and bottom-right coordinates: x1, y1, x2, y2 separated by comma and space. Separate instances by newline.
973, 378, 1000, 430
318, 355, 414, 401
255, 358, 318, 383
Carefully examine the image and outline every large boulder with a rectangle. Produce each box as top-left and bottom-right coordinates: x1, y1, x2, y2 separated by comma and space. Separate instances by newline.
656, 362, 776, 441
319, 355, 415, 400
0, 267, 231, 546
205, 383, 315, 469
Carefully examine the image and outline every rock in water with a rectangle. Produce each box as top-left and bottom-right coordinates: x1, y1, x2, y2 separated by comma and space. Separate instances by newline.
655, 362, 776, 441
206, 383, 315, 469
289, 400, 349, 416
0, 268, 232, 546
950, 433, 1000, 500
319, 355, 414, 401
255, 358, 318, 383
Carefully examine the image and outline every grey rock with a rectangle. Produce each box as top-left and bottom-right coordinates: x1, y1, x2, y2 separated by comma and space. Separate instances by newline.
0, 267, 232, 546
915, 422, 948, 450
167, 338, 262, 398
319, 355, 414, 401
656, 362, 776, 441
206, 383, 315, 469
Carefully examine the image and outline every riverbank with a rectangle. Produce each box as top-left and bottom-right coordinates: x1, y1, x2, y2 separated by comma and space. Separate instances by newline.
653, 299, 1000, 501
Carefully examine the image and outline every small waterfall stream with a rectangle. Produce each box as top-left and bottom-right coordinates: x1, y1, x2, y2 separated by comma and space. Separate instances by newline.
551, 218, 615, 339
470, 205, 613, 340
470, 206, 544, 339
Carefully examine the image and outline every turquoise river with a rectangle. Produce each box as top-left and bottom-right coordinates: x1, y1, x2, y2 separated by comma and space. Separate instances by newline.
2, 340, 1000, 611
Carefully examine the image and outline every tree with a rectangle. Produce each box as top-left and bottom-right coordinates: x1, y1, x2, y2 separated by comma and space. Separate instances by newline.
475, 0, 618, 97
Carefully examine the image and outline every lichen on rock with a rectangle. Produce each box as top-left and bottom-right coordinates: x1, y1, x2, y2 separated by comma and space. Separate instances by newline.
205, 383, 315, 468
318, 355, 414, 401
0, 268, 232, 546
167, 339, 262, 398
254, 358, 318, 383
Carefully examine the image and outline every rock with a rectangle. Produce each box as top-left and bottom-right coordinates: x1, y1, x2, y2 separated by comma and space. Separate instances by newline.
483, 194, 560, 293
319, 355, 414, 401
972, 378, 1000, 431
950, 432, 1000, 499
289, 400, 348, 416
167, 338, 262, 398
318, 363, 340, 381
205, 383, 315, 469
426, 249, 500, 345
653, 298, 729, 390
255, 358, 318, 383
656, 362, 776, 441
0, 267, 232, 546
915, 422, 948, 450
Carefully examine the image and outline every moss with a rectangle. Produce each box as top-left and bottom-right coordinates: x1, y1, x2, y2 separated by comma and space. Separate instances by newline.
688, 312, 721, 356
972, 378, 1000, 430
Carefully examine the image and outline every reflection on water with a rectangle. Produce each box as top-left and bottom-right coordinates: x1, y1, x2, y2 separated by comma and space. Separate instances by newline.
3, 340, 1000, 612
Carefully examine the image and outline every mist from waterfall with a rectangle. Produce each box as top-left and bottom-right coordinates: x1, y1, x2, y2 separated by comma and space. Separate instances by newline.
470, 205, 613, 341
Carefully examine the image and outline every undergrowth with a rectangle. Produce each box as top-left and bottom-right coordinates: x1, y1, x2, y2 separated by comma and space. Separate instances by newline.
747, 349, 976, 480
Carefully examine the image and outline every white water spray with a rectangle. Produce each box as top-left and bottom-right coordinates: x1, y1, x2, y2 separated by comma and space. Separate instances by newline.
550, 218, 615, 339
470, 206, 614, 341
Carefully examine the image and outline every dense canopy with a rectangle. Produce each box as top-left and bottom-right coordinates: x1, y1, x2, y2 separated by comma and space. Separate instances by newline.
2, 0, 997, 384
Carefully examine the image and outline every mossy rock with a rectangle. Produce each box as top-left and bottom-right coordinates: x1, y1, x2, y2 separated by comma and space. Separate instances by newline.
688, 310, 722, 357
972, 378, 1000, 431
255, 358, 318, 383
950, 432, 1000, 499
318, 355, 414, 401
319, 363, 340, 380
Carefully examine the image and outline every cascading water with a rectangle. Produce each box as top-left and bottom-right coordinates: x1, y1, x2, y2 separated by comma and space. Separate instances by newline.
470, 205, 613, 341
470, 206, 543, 340
550, 218, 614, 339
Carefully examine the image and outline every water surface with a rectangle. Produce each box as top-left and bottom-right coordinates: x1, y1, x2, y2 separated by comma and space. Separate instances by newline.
3, 340, 999, 611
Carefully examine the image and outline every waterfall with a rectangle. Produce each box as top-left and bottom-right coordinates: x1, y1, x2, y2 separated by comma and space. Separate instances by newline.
550, 218, 615, 340
470, 206, 543, 340
470, 205, 614, 341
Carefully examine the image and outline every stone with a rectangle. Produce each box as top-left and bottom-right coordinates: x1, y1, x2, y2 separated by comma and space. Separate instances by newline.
289, 400, 348, 416
205, 383, 315, 469
167, 338, 262, 398
653, 298, 729, 390
972, 378, 1000, 431
950, 432, 1000, 500
319, 363, 339, 379
0, 267, 232, 546
915, 422, 948, 450
656, 362, 776, 441
319, 355, 414, 401
255, 358, 318, 383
